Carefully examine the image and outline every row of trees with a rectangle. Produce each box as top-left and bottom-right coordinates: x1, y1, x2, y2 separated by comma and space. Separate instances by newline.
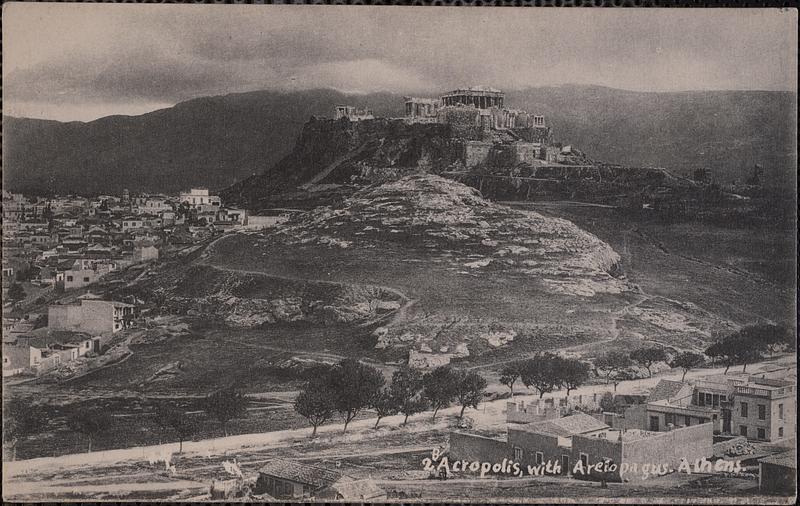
294, 359, 488, 436
498, 353, 591, 398
590, 324, 792, 392
705, 324, 791, 374
593, 348, 708, 390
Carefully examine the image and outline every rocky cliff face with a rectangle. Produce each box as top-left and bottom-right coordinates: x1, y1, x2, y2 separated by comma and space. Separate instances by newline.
222, 118, 468, 208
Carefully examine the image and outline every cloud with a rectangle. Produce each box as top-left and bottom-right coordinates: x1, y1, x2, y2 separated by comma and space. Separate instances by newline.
3, 4, 796, 121
292, 59, 435, 95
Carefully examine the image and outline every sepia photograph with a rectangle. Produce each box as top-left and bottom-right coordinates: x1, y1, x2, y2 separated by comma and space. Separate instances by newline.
1, 3, 797, 503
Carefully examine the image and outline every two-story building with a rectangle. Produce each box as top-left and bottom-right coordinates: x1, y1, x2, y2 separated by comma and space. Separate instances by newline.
705, 375, 795, 442
179, 188, 221, 209
640, 375, 795, 442
48, 299, 137, 335
645, 379, 719, 432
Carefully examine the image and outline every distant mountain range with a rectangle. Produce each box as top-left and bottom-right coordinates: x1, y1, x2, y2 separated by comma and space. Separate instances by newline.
3, 85, 795, 195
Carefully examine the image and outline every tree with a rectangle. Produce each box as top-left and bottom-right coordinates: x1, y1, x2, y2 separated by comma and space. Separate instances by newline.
594, 351, 632, 385
153, 402, 174, 445
520, 353, 561, 399
328, 359, 385, 433
669, 352, 706, 381
738, 324, 792, 356
294, 386, 336, 437
66, 406, 113, 453
705, 333, 768, 374
370, 388, 399, 429
167, 409, 198, 453
390, 366, 427, 425
559, 358, 591, 397
454, 370, 488, 419
599, 392, 615, 413
7, 283, 26, 302
629, 347, 668, 378
609, 368, 638, 392
3, 398, 47, 460
499, 361, 524, 398
422, 366, 458, 422
202, 388, 249, 437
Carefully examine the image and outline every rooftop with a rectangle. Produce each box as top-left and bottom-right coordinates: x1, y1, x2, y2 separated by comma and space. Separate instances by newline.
647, 398, 718, 413
647, 379, 693, 403
758, 450, 796, 469
520, 413, 608, 438
258, 459, 342, 488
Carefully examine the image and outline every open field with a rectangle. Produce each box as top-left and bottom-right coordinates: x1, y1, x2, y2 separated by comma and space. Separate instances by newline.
512, 203, 795, 326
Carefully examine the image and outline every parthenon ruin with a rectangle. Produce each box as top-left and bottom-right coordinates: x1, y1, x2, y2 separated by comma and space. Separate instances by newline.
440, 86, 505, 108
401, 86, 546, 131
334, 86, 559, 166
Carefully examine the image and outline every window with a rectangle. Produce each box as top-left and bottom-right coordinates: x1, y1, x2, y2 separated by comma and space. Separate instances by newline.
580, 453, 589, 469
665, 413, 675, 425
684, 416, 691, 426
740, 425, 748, 437
514, 447, 523, 460
535, 452, 544, 465
67, 276, 73, 282
758, 404, 766, 420
83, 277, 90, 283
779, 404, 784, 420
757, 428, 766, 440
779, 427, 784, 438
740, 402, 748, 418
705, 393, 712, 405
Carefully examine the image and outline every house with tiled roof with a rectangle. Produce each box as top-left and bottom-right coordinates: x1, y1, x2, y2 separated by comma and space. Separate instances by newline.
254, 459, 343, 499
646, 378, 718, 432
254, 458, 386, 500
647, 379, 694, 403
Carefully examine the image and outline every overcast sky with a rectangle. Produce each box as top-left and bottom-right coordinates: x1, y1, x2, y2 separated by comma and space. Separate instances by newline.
3, 4, 797, 122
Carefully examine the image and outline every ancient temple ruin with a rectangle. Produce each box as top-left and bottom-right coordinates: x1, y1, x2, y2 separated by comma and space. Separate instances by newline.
334, 105, 374, 122
402, 86, 546, 132
334, 86, 561, 167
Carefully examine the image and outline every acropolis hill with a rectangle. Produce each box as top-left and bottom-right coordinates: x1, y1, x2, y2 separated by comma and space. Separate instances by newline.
222, 86, 704, 212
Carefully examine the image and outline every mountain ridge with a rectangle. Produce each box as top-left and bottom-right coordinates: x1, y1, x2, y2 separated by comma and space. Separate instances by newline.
3, 86, 795, 195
